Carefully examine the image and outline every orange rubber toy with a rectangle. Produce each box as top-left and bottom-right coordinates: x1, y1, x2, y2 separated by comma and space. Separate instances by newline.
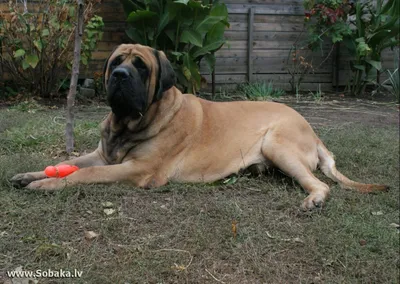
44, 165, 79, 178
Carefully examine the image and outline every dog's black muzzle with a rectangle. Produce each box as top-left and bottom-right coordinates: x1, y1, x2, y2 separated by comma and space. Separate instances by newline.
107, 66, 147, 119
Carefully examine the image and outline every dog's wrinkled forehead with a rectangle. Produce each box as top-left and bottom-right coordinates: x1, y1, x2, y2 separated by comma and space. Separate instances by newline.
104, 44, 157, 83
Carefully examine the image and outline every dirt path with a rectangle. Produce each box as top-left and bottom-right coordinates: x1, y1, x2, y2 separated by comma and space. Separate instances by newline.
279, 96, 399, 128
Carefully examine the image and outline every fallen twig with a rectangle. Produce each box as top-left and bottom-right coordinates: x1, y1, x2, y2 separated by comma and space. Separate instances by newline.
205, 268, 226, 284
154, 248, 193, 271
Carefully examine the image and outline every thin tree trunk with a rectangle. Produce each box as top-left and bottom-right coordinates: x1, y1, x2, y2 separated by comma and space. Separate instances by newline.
66, 0, 84, 154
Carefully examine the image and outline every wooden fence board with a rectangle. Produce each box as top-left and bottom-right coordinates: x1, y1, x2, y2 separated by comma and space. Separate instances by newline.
227, 4, 304, 15
248, 7, 254, 82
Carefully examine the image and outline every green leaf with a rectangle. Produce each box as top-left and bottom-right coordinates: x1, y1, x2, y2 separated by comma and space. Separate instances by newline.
165, 29, 176, 43
182, 65, 191, 80
170, 51, 183, 60
196, 16, 225, 33
157, 11, 170, 34
210, 3, 228, 18
127, 10, 157, 24
355, 2, 365, 38
205, 22, 226, 45
174, 0, 189, 5
380, 0, 396, 15
42, 29, 50, 37
25, 54, 39, 68
13, 49, 26, 58
148, 29, 155, 41
126, 27, 145, 44
192, 40, 225, 58
81, 56, 88, 65
353, 64, 366, 71
365, 59, 382, 71
183, 52, 201, 90
22, 60, 30, 70
33, 40, 43, 52
68, 6, 75, 17
187, 0, 209, 9
203, 53, 215, 73
119, 0, 145, 17
180, 30, 203, 47
223, 176, 238, 185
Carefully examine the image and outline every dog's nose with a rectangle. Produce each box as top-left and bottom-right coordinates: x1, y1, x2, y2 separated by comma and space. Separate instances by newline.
112, 68, 129, 79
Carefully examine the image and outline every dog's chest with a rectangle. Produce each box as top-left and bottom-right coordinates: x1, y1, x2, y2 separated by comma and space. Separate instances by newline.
100, 126, 141, 164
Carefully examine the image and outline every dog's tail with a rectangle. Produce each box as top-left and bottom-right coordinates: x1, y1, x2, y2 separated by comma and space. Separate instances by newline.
316, 139, 388, 193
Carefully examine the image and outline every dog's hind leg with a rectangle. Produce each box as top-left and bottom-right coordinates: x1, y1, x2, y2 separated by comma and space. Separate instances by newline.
261, 134, 329, 210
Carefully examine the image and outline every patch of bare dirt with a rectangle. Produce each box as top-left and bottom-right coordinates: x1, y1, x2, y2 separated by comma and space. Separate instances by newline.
278, 95, 399, 128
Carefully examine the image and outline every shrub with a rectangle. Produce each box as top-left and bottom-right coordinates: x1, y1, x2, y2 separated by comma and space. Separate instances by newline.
344, 0, 399, 96
303, 0, 399, 96
0, 0, 104, 98
120, 0, 229, 93
303, 0, 353, 49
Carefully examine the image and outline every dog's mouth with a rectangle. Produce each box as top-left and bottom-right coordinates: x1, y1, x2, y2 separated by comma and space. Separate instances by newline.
107, 67, 148, 119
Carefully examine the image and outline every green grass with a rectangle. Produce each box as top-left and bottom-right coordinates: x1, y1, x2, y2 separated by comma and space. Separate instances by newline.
237, 81, 285, 101
0, 104, 398, 283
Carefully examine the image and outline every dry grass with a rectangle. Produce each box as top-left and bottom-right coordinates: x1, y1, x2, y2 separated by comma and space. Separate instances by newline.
0, 102, 398, 283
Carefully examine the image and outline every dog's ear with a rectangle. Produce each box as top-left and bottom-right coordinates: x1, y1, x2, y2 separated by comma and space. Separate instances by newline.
153, 50, 176, 101
103, 46, 119, 89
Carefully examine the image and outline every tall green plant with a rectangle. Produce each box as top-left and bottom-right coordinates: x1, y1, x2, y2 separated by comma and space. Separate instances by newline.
304, 0, 399, 96
120, 0, 229, 93
343, 0, 399, 95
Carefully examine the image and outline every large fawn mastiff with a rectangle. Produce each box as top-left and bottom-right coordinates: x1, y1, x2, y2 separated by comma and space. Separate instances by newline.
11, 44, 388, 209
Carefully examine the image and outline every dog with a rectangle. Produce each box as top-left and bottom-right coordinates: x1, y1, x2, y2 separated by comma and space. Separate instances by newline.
11, 44, 388, 209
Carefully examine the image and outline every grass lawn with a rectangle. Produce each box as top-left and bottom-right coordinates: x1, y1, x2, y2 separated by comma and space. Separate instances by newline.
0, 100, 399, 283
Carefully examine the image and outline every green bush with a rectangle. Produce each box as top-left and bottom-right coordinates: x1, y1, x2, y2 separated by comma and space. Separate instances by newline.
120, 0, 229, 93
303, 0, 399, 96
0, 0, 104, 98
344, 0, 399, 96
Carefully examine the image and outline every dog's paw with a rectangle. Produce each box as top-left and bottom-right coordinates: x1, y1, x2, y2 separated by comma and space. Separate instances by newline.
25, 178, 65, 191
301, 193, 326, 210
11, 172, 45, 188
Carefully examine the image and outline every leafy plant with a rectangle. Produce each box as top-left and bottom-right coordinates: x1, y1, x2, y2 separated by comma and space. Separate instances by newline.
343, 0, 399, 96
304, 0, 399, 96
120, 0, 229, 93
0, 0, 104, 98
237, 81, 285, 101
286, 45, 315, 94
303, 0, 353, 49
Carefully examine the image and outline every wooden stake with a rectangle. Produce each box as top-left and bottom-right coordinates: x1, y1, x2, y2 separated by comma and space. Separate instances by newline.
66, 0, 84, 153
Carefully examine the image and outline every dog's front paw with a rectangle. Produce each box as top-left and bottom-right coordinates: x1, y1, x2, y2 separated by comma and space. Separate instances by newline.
11, 172, 46, 188
25, 178, 65, 191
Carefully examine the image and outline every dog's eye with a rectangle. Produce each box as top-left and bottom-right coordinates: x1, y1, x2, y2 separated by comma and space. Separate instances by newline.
133, 57, 148, 81
109, 56, 122, 71
133, 57, 147, 71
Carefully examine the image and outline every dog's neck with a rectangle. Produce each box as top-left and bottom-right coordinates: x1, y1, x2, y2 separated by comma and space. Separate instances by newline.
104, 86, 183, 138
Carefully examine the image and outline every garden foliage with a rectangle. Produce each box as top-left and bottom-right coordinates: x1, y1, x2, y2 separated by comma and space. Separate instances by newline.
119, 0, 229, 93
304, 0, 399, 96
0, 0, 104, 97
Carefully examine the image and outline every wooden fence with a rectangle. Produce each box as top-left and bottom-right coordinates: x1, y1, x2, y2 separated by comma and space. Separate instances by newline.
1, 0, 397, 93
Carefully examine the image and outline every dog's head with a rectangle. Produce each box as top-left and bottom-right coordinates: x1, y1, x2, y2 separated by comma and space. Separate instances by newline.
103, 44, 176, 119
